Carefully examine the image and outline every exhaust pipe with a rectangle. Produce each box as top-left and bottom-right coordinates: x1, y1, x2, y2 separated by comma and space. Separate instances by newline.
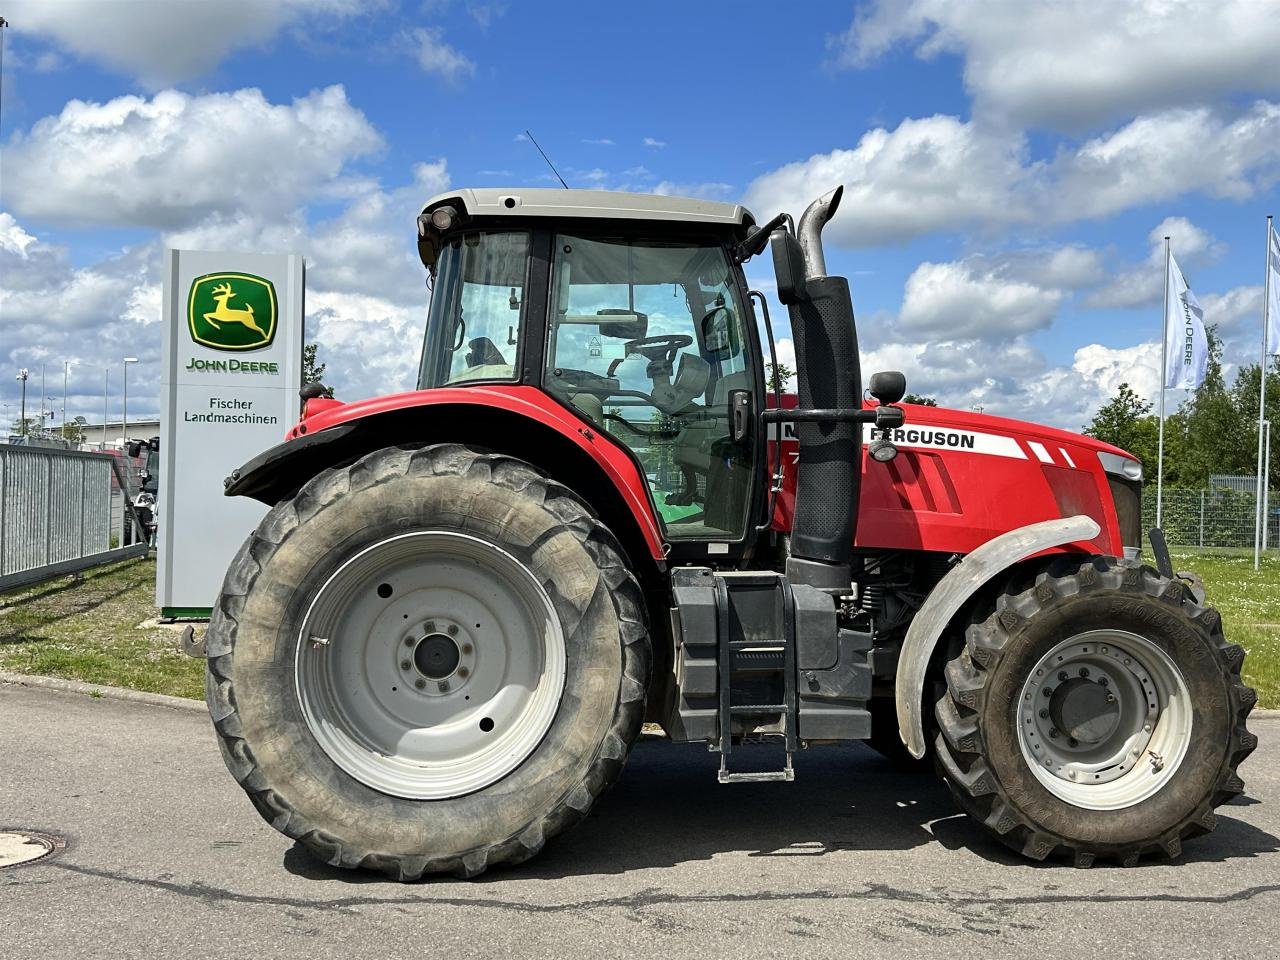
777, 186, 861, 590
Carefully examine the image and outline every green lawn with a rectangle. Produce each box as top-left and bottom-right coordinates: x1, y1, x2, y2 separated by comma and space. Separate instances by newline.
1166, 549, 1280, 708
0, 557, 204, 699
1, 551, 1278, 707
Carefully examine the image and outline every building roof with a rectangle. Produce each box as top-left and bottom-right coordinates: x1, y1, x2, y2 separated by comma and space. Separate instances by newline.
421, 188, 755, 230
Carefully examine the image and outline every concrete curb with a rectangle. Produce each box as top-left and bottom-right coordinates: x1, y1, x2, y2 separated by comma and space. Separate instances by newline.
0, 671, 205, 713
1, 669, 1277, 720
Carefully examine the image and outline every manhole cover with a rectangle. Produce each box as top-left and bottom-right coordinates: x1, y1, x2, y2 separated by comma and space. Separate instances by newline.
0, 831, 65, 868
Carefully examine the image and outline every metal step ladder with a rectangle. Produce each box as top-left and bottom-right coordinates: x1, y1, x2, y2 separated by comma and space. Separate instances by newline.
715, 577, 798, 783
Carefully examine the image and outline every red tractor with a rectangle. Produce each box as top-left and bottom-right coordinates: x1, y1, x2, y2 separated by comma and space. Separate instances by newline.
205, 186, 1255, 879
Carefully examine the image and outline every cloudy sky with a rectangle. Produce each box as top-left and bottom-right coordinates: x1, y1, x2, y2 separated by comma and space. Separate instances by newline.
3, 0, 1280, 431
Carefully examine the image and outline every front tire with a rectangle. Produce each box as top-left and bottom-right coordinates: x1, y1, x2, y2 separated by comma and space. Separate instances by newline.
204, 444, 650, 879
935, 555, 1256, 866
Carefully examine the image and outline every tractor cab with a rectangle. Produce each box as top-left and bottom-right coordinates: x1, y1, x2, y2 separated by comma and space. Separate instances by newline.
416, 190, 769, 546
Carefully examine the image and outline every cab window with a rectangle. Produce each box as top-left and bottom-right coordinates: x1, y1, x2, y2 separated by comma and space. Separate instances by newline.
544, 235, 757, 541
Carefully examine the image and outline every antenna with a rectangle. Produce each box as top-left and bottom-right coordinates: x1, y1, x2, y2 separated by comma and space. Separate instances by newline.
524, 129, 569, 190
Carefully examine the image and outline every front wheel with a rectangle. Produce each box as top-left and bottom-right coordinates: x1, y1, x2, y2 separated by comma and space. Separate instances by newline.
935, 556, 1256, 866
204, 444, 650, 879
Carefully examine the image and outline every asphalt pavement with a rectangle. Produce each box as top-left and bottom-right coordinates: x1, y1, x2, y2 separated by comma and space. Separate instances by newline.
2, 681, 1278, 960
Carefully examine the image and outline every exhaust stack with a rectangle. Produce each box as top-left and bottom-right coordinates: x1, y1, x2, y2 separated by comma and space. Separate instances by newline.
773, 186, 862, 590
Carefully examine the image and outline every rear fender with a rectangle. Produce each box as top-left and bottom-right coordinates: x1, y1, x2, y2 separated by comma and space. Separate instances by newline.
223, 386, 667, 567
894, 514, 1102, 759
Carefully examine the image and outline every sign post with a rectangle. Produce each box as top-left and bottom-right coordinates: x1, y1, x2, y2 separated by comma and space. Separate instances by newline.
158, 250, 304, 618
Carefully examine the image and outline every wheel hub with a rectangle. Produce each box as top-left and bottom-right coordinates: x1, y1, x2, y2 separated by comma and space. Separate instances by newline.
1017, 629, 1192, 810
1048, 677, 1120, 744
295, 531, 567, 800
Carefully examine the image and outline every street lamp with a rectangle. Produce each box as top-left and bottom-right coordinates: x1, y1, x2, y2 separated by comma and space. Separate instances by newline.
122, 358, 138, 449
62, 360, 73, 443
102, 368, 109, 451
15, 368, 28, 435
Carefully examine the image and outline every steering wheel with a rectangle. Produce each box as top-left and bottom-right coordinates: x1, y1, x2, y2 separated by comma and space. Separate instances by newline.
607, 334, 694, 377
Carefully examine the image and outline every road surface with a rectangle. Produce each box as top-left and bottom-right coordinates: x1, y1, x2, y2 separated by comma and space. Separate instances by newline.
2, 682, 1277, 959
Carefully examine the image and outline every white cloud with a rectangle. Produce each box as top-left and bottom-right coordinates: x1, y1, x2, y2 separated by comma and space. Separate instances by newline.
8, 0, 367, 87
835, 0, 1280, 130
744, 103, 1280, 247
652, 180, 734, 199
4, 86, 382, 229
582, 138, 616, 146
413, 27, 475, 82
1051, 103, 1280, 219
643, 137, 667, 148
1087, 216, 1222, 309
743, 115, 1031, 245
898, 259, 1063, 338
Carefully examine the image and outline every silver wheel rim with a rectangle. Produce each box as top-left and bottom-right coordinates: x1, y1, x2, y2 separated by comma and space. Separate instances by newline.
295, 531, 567, 800
1016, 629, 1192, 810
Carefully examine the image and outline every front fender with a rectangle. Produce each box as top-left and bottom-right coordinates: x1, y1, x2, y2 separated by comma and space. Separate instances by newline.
894, 514, 1103, 759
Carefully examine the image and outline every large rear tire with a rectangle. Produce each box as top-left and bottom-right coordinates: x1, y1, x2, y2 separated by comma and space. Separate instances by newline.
204, 444, 650, 879
935, 555, 1256, 866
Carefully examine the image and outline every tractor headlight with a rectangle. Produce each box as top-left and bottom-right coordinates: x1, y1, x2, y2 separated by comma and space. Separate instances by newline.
1098, 451, 1142, 482
430, 205, 457, 231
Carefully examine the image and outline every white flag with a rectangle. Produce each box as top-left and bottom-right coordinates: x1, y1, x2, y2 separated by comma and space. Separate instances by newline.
1164, 254, 1208, 390
1267, 224, 1280, 354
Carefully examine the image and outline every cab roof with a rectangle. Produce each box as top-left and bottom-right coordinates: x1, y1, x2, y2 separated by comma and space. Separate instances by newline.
421, 188, 755, 231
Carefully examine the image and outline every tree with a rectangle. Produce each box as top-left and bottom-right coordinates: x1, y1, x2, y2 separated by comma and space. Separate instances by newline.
9, 415, 40, 436
1083, 382, 1159, 471
765, 361, 794, 393
303, 343, 327, 385
902, 393, 938, 406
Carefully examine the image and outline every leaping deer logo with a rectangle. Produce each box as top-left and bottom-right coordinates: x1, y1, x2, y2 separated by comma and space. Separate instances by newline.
203, 281, 267, 338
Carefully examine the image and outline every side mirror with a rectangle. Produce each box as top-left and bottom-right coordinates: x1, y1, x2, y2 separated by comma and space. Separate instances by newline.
869, 370, 907, 405
770, 230, 809, 306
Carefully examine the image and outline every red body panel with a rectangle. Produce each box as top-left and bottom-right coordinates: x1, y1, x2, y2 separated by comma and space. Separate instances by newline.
768, 399, 1132, 557
289, 388, 1133, 562
288, 385, 667, 559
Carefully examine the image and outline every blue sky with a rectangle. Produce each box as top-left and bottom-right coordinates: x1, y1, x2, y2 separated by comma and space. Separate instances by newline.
4, 0, 1280, 431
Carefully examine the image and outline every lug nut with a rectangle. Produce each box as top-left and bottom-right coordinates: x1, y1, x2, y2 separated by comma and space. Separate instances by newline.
461, 643, 473, 655
438, 681, 450, 693
1049, 728, 1059, 739
415, 679, 426, 690
1043, 687, 1054, 697
424, 621, 435, 632
1099, 677, 1109, 687
400, 660, 411, 670
404, 637, 414, 647
458, 667, 469, 678
447, 624, 459, 636
1078, 667, 1090, 678
1058, 671, 1068, 682
1039, 709, 1049, 719
1068, 738, 1079, 747
1106, 694, 1116, 703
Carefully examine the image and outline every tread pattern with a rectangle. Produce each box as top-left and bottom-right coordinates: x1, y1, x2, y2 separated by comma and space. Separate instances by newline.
934, 555, 1256, 866
204, 443, 651, 880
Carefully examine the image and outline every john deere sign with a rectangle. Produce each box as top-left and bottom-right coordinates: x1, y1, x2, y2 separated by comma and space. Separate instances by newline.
160, 250, 304, 617
188, 272, 278, 351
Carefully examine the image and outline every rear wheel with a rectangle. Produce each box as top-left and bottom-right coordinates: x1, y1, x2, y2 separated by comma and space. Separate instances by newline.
935, 556, 1256, 866
204, 444, 650, 879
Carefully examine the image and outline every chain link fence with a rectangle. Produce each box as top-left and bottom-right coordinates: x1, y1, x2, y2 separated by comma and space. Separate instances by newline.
1142, 484, 1278, 550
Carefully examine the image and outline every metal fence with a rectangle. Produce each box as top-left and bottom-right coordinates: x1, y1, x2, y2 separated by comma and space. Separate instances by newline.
0, 444, 149, 592
1143, 485, 1278, 549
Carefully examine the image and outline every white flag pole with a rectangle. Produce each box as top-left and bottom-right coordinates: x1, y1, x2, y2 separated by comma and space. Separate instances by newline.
1157, 236, 1170, 529
1256, 215, 1271, 572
